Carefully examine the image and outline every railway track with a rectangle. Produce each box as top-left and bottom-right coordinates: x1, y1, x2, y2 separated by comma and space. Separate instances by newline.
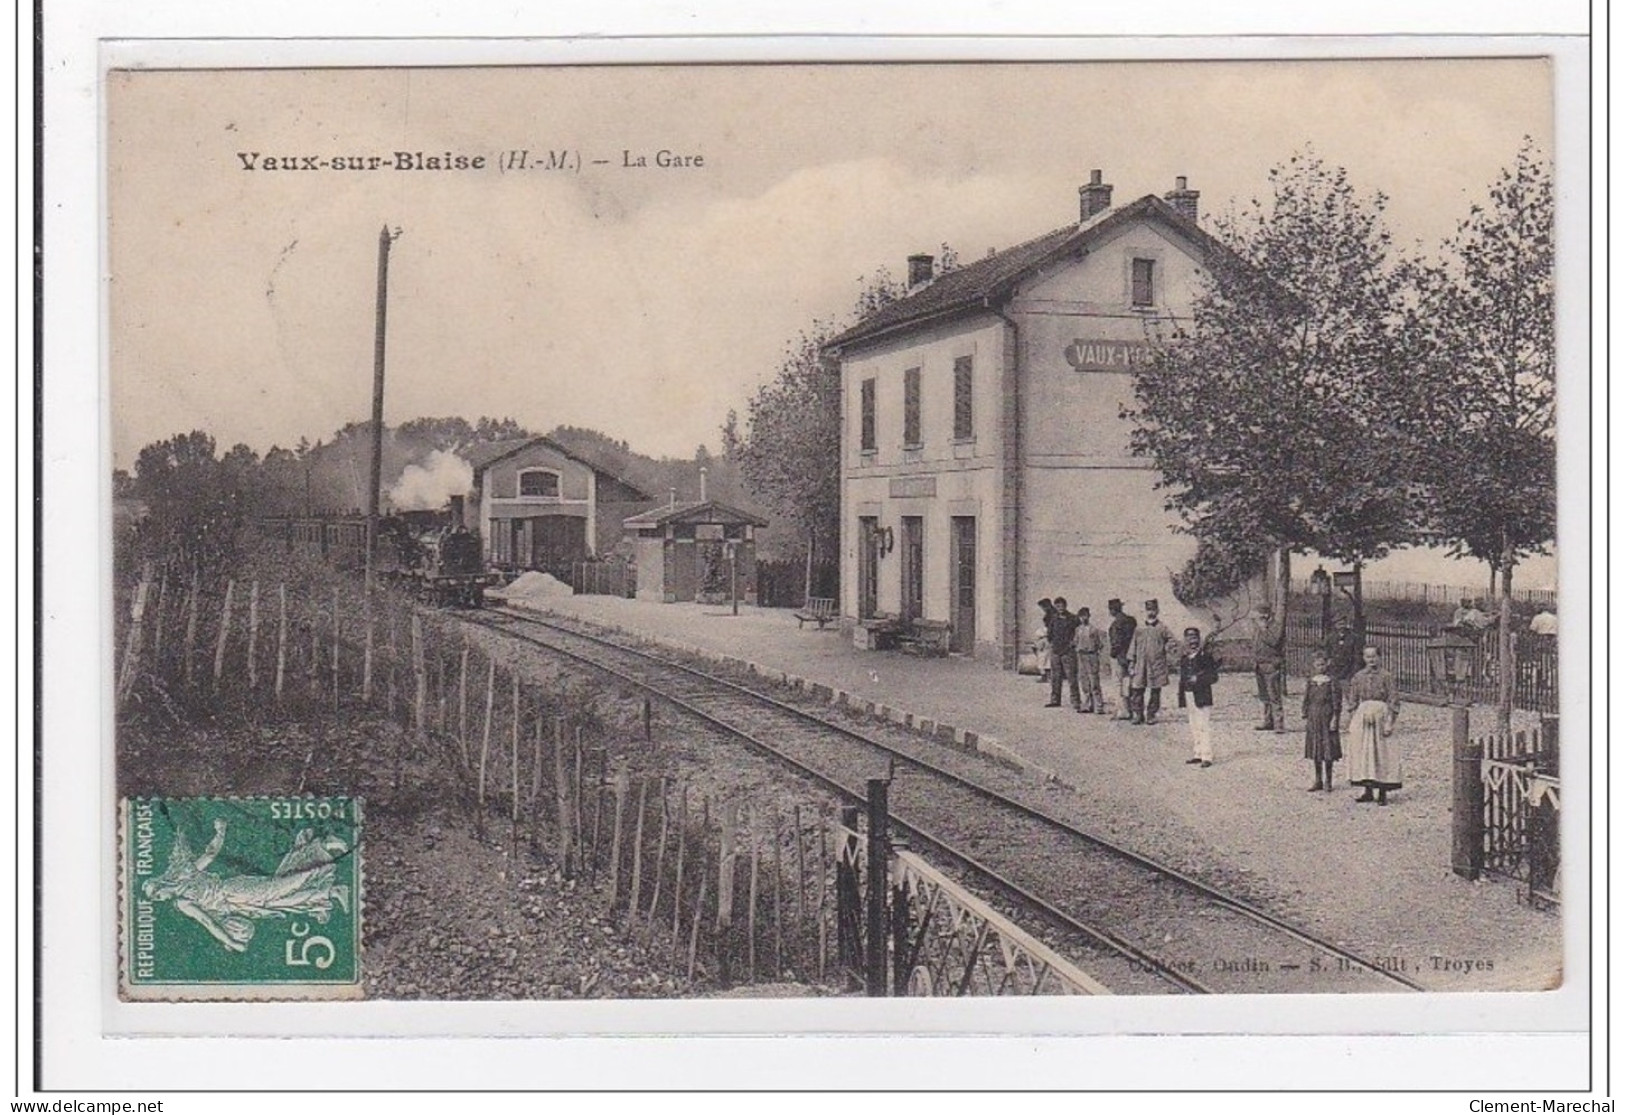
464, 604, 1422, 996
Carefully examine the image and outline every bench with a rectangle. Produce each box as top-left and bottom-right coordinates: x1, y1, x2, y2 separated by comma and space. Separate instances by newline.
897, 618, 953, 657
854, 613, 902, 650
795, 597, 839, 629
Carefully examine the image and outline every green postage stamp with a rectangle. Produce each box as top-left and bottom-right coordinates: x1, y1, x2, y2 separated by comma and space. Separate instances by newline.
120, 796, 363, 1000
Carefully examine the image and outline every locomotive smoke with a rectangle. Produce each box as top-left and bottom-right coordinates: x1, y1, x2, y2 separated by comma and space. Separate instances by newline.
389, 449, 473, 511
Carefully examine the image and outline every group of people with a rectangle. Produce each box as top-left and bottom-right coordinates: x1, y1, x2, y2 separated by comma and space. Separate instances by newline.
1033, 597, 1405, 803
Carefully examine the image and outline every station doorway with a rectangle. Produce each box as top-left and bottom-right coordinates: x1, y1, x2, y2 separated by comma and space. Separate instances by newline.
950, 516, 976, 654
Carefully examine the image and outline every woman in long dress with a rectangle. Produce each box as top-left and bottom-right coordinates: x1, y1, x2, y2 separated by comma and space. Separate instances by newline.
1343, 646, 1402, 805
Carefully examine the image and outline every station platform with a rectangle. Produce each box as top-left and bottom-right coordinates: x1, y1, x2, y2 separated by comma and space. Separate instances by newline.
508, 593, 1564, 993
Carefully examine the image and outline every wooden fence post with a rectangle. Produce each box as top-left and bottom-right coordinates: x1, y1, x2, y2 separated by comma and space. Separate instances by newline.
670, 787, 688, 962
717, 800, 738, 986
687, 857, 708, 983
151, 570, 168, 663
746, 819, 761, 983
477, 657, 496, 833
387, 608, 399, 720
274, 583, 288, 704
510, 674, 521, 859
573, 729, 585, 879
772, 811, 785, 978
817, 819, 829, 981
246, 580, 260, 691
1450, 705, 1483, 880
628, 777, 650, 926
183, 569, 200, 689
647, 783, 671, 930
793, 804, 807, 972
553, 718, 571, 874
458, 640, 470, 765
212, 578, 236, 690
331, 586, 341, 713
413, 613, 428, 738
607, 764, 629, 905
362, 598, 375, 704
529, 703, 544, 850
116, 566, 153, 706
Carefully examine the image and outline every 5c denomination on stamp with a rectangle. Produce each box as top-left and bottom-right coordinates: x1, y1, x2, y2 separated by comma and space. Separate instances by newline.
120, 796, 363, 1001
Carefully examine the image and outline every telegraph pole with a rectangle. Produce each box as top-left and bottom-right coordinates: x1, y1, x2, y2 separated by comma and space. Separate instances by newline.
365, 224, 398, 597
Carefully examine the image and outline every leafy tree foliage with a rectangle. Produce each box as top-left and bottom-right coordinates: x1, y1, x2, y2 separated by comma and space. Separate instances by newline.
131, 431, 261, 579
1127, 150, 1423, 609
1407, 139, 1554, 726
723, 262, 934, 595
1409, 139, 1555, 576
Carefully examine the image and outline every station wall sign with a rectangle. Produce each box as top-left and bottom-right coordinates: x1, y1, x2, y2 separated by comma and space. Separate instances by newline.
1064, 338, 1159, 373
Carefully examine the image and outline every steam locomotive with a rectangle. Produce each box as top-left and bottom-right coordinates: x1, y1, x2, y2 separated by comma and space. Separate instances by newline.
261, 506, 496, 606
373, 509, 494, 606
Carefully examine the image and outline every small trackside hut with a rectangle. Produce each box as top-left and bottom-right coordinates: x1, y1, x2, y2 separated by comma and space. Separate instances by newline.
624, 500, 768, 606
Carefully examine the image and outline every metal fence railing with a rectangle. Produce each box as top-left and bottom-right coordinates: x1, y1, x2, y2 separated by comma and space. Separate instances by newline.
1285, 614, 1557, 715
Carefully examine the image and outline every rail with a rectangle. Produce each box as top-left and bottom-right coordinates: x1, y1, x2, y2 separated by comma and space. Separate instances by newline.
470, 606, 1425, 994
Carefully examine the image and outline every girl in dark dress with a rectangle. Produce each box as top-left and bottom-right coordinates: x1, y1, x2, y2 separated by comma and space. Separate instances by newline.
1302, 652, 1342, 791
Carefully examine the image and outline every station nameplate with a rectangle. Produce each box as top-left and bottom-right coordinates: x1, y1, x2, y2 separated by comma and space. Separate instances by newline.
1064, 338, 1159, 372
888, 477, 937, 499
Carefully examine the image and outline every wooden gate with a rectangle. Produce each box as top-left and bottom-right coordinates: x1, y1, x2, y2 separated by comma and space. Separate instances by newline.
1480, 719, 1560, 904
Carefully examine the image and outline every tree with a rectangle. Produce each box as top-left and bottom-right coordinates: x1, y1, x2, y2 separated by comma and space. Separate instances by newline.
723, 330, 846, 600
1127, 150, 1424, 627
723, 268, 912, 601
131, 431, 248, 579
1410, 139, 1555, 728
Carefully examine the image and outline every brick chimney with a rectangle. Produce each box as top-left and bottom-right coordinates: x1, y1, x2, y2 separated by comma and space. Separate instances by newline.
907, 253, 935, 288
1164, 175, 1200, 223
1078, 169, 1113, 222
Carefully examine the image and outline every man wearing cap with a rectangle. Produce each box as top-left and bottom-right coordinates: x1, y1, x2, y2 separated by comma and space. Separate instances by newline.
1075, 606, 1106, 714
1252, 602, 1287, 733
1044, 597, 1083, 710
1127, 598, 1178, 724
1106, 599, 1137, 720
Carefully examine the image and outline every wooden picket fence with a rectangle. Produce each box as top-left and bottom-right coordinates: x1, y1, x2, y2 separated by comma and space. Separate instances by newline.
114, 557, 852, 990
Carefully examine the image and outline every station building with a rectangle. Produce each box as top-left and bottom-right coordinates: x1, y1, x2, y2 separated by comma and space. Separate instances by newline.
459, 436, 651, 574
826, 173, 1232, 666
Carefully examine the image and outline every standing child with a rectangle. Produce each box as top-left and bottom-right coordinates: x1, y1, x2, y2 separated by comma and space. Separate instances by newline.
1302, 652, 1342, 791
1177, 627, 1220, 767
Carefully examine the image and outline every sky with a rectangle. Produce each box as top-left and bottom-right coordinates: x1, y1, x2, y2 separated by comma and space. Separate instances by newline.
108, 58, 1559, 587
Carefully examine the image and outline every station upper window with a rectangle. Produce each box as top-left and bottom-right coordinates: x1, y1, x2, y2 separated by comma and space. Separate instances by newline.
1131, 258, 1156, 307
953, 356, 974, 440
903, 366, 923, 448
860, 378, 877, 452
518, 469, 561, 498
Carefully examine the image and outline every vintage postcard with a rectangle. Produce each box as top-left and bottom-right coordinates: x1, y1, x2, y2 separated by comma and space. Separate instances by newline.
97, 47, 1581, 1061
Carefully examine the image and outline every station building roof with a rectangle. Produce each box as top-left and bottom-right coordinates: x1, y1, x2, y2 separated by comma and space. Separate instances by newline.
824, 194, 1239, 353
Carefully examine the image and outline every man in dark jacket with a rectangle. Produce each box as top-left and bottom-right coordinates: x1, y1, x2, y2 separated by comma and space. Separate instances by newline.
1178, 627, 1221, 766
1045, 597, 1082, 709
1324, 613, 1364, 722
1106, 599, 1137, 721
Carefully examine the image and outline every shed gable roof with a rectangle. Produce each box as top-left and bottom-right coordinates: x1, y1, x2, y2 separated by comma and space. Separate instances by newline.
622, 499, 769, 530
461, 435, 652, 501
